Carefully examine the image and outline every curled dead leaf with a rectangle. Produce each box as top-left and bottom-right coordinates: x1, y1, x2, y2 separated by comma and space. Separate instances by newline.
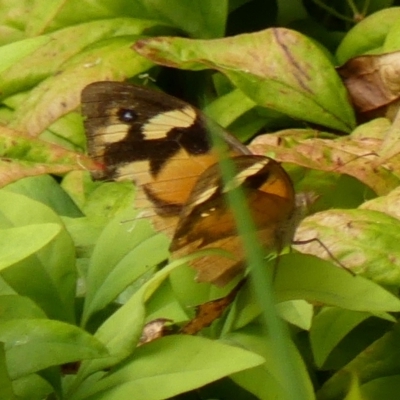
138, 318, 172, 346
337, 51, 400, 113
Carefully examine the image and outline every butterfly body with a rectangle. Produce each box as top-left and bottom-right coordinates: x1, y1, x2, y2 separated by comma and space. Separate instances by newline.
82, 81, 296, 286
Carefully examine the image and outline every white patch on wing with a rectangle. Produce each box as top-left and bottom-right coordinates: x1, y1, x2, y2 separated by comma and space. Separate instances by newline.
191, 186, 219, 207
101, 124, 128, 143
116, 160, 150, 183
223, 159, 269, 192
143, 106, 196, 139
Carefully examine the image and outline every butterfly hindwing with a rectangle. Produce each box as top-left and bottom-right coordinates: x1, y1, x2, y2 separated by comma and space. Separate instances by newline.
170, 155, 296, 286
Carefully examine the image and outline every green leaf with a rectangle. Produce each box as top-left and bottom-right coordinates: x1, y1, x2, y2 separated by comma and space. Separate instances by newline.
28, 0, 227, 39
77, 256, 206, 380
0, 343, 15, 400
134, 28, 355, 132
274, 253, 400, 312
82, 207, 169, 324
276, 0, 308, 25
0, 18, 173, 100
0, 224, 60, 271
203, 86, 280, 142
0, 36, 50, 76
310, 307, 374, 367
81, 181, 136, 220
84, 233, 169, 324
203, 88, 256, 129
0, 319, 108, 379
248, 121, 398, 197
0, 1, 30, 46
43, 110, 87, 151
169, 261, 238, 309
228, 324, 314, 400
344, 374, 363, 400
144, 278, 188, 323
131, 0, 228, 38
0, 191, 76, 322
12, 374, 52, 400
318, 322, 400, 400
384, 20, 400, 51
71, 335, 264, 400
0, 295, 47, 321
62, 180, 137, 269
336, 7, 400, 63
223, 283, 315, 334
5, 175, 82, 217
276, 300, 313, 330
360, 375, 400, 400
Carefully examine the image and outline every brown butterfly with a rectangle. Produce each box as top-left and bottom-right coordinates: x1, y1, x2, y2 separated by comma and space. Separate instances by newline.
81, 81, 296, 286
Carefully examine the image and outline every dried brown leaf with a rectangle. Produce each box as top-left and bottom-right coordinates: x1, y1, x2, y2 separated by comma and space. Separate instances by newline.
338, 51, 400, 112
139, 318, 172, 346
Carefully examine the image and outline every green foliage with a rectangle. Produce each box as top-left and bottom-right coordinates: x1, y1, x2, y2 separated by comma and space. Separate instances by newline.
1, 1, 400, 399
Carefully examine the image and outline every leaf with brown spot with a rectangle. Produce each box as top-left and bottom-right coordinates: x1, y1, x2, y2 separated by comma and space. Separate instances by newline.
249, 122, 400, 196
134, 28, 355, 132
0, 125, 100, 187
294, 209, 400, 287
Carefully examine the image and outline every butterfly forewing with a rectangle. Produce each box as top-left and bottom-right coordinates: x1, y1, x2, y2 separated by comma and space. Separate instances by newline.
81, 81, 249, 235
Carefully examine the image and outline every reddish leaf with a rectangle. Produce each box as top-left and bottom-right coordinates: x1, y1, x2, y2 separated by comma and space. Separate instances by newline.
0, 125, 100, 187
249, 125, 400, 196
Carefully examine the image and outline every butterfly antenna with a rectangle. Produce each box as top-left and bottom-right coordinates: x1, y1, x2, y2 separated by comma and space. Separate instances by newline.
293, 237, 355, 276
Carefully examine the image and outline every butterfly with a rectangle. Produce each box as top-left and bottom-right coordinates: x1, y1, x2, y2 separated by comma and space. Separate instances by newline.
81, 81, 296, 286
